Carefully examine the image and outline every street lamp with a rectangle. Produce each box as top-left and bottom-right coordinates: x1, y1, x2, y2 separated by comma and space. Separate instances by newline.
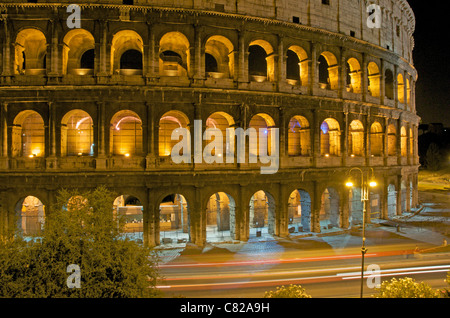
345, 167, 377, 298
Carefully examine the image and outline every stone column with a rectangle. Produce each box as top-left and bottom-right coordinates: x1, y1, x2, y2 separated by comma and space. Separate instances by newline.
362, 53, 368, 102
97, 20, 109, 82
380, 59, 385, 105
278, 183, 288, 237
0, 102, 8, 169
192, 24, 204, 86
312, 181, 321, 233
396, 175, 402, 216
1, 16, 12, 78
341, 186, 350, 229
309, 42, 317, 95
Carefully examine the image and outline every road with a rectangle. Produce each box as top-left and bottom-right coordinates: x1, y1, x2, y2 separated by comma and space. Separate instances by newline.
155, 225, 450, 298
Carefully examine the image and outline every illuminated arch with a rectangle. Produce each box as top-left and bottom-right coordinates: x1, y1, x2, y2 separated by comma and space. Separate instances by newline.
110, 110, 143, 156
249, 113, 276, 156
111, 30, 144, 75
14, 28, 47, 75
318, 51, 339, 90
159, 32, 190, 77
286, 45, 308, 86
387, 124, 397, 156
205, 35, 234, 78
346, 58, 362, 94
158, 110, 190, 157
62, 29, 95, 75
61, 109, 94, 156
12, 110, 45, 158
348, 120, 364, 156
370, 122, 384, 156
248, 39, 275, 82
320, 118, 341, 156
288, 115, 311, 156
368, 62, 381, 97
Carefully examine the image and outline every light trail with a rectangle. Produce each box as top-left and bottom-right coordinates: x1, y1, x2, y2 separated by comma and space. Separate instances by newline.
159, 249, 412, 268
157, 264, 450, 291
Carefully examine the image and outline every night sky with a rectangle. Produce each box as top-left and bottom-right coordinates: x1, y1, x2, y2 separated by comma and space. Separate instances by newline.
407, 0, 450, 126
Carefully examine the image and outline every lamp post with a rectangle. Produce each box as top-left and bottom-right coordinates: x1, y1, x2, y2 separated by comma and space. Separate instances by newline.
345, 167, 377, 298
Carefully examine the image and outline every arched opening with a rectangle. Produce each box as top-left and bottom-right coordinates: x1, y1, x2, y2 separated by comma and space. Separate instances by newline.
158, 110, 190, 157
397, 73, 405, 104
385, 69, 394, 100
12, 110, 45, 158
14, 28, 47, 75
206, 112, 235, 158
367, 62, 381, 97
205, 35, 234, 79
387, 124, 397, 156
249, 190, 276, 240
320, 118, 341, 156
15, 196, 45, 239
61, 110, 94, 157
80, 49, 95, 70
111, 30, 144, 75
206, 192, 236, 242
318, 52, 338, 90
288, 189, 311, 233
113, 195, 143, 242
205, 53, 218, 73
120, 49, 143, 70
249, 113, 276, 157
321, 187, 341, 230
387, 184, 397, 218
159, 32, 190, 77
62, 29, 95, 75
286, 49, 300, 84
288, 116, 311, 156
248, 40, 274, 82
346, 58, 362, 94
110, 110, 143, 156
370, 189, 382, 220
159, 194, 189, 245
287, 46, 308, 86
348, 120, 364, 157
248, 45, 267, 82
370, 122, 384, 156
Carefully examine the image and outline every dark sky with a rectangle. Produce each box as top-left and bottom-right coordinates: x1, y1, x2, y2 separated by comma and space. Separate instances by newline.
407, 0, 450, 126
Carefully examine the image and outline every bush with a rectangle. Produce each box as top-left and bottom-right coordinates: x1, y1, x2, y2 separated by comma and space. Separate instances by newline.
425, 143, 442, 171
264, 285, 311, 298
372, 277, 440, 298
0, 186, 161, 298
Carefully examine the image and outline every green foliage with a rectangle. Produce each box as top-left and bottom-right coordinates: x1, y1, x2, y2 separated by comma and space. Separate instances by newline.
425, 143, 442, 171
0, 186, 161, 298
264, 285, 311, 298
372, 277, 440, 298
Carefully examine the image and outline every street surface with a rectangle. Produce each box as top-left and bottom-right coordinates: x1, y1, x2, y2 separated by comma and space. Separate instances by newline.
155, 189, 450, 298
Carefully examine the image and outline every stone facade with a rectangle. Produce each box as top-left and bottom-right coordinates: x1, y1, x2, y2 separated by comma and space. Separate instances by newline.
0, 1, 419, 247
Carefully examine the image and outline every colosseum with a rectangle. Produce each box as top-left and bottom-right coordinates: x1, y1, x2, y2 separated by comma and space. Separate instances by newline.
0, 0, 419, 248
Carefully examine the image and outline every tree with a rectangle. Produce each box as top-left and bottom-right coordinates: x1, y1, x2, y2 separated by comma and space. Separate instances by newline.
0, 186, 161, 298
425, 142, 442, 171
264, 285, 311, 298
372, 277, 440, 298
